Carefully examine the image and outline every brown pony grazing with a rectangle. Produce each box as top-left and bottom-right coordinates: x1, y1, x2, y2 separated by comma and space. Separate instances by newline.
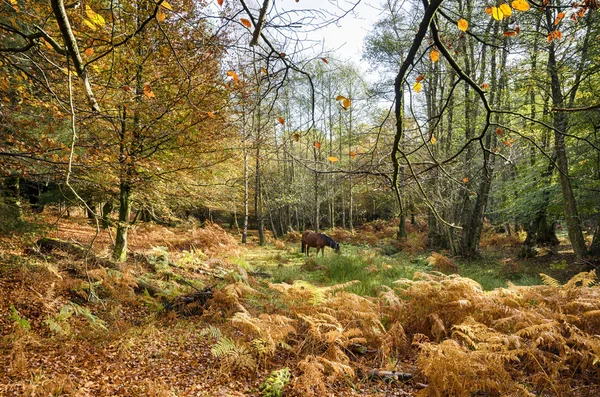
301, 230, 340, 256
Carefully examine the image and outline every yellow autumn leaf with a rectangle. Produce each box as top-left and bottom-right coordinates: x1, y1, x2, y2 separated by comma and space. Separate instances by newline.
328, 156, 339, 163
85, 5, 105, 26
430, 49, 440, 63
342, 98, 351, 109
261, 67, 268, 75
160, 0, 174, 10
462, 177, 469, 183
8, 0, 17, 5
457, 18, 468, 32
83, 19, 97, 30
430, 136, 437, 144
491, 6, 504, 21
336, 95, 346, 101
413, 81, 422, 93
511, 0, 530, 12
499, 3, 512, 17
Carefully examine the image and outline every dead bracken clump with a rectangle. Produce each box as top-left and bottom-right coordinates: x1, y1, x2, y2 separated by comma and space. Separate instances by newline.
283, 230, 302, 243
165, 222, 239, 257
397, 231, 428, 254
480, 230, 522, 248
426, 252, 458, 273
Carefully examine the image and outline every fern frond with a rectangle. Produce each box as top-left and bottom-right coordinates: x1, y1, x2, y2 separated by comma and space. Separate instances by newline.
211, 336, 237, 358
539, 273, 561, 288
199, 325, 223, 340
260, 367, 291, 397
564, 270, 597, 289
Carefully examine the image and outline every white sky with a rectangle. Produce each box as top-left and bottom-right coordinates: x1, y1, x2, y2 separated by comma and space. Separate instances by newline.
275, 0, 384, 69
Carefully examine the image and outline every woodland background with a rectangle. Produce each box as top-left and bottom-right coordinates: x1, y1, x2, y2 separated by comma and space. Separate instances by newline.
1, 0, 600, 396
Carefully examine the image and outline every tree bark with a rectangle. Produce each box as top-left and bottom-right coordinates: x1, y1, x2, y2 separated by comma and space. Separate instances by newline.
545, 6, 587, 259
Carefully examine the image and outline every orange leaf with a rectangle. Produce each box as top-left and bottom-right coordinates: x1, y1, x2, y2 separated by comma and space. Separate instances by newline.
457, 18, 468, 32
495, 127, 503, 135
328, 156, 339, 163
511, 0, 530, 11
430, 49, 440, 63
349, 151, 355, 158
157, 9, 166, 22
430, 136, 437, 144
280, 52, 286, 57
416, 75, 425, 82
226, 70, 239, 81
278, 117, 285, 125
462, 177, 469, 183
321, 58, 328, 64
480, 83, 490, 90
240, 18, 252, 28
41, 38, 53, 50
217, 0, 224, 6
554, 12, 565, 25
207, 112, 216, 118
515, 26, 521, 34
485, 6, 493, 14
293, 133, 300, 142
504, 30, 517, 36
314, 141, 321, 149
143, 83, 155, 98
336, 95, 346, 101
84, 47, 94, 56
342, 98, 351, 109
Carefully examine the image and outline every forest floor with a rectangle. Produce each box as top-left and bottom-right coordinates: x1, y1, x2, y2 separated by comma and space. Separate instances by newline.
1, 211, 598, 396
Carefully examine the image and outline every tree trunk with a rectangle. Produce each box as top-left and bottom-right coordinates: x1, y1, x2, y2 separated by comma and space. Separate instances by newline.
546, 7, 587, 259
101, 201, 113, 229
113, 181, 131, 262
242, 124, 249, 244
590, 223, 600, 257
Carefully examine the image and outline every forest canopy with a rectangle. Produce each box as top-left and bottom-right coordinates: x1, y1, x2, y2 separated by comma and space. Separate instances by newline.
1, 0, 599, 262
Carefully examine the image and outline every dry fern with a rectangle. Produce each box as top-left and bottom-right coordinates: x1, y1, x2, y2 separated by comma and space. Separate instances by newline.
426, 252, 458, 273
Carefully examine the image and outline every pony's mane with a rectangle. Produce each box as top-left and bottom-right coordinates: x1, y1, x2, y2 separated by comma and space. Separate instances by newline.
321, 233, 338, 248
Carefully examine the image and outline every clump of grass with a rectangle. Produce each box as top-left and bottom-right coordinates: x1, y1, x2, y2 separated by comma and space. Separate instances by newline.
312, 253, 425, 296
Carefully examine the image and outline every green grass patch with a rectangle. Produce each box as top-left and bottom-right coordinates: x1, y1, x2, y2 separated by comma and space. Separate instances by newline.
241, 241, 547, 296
